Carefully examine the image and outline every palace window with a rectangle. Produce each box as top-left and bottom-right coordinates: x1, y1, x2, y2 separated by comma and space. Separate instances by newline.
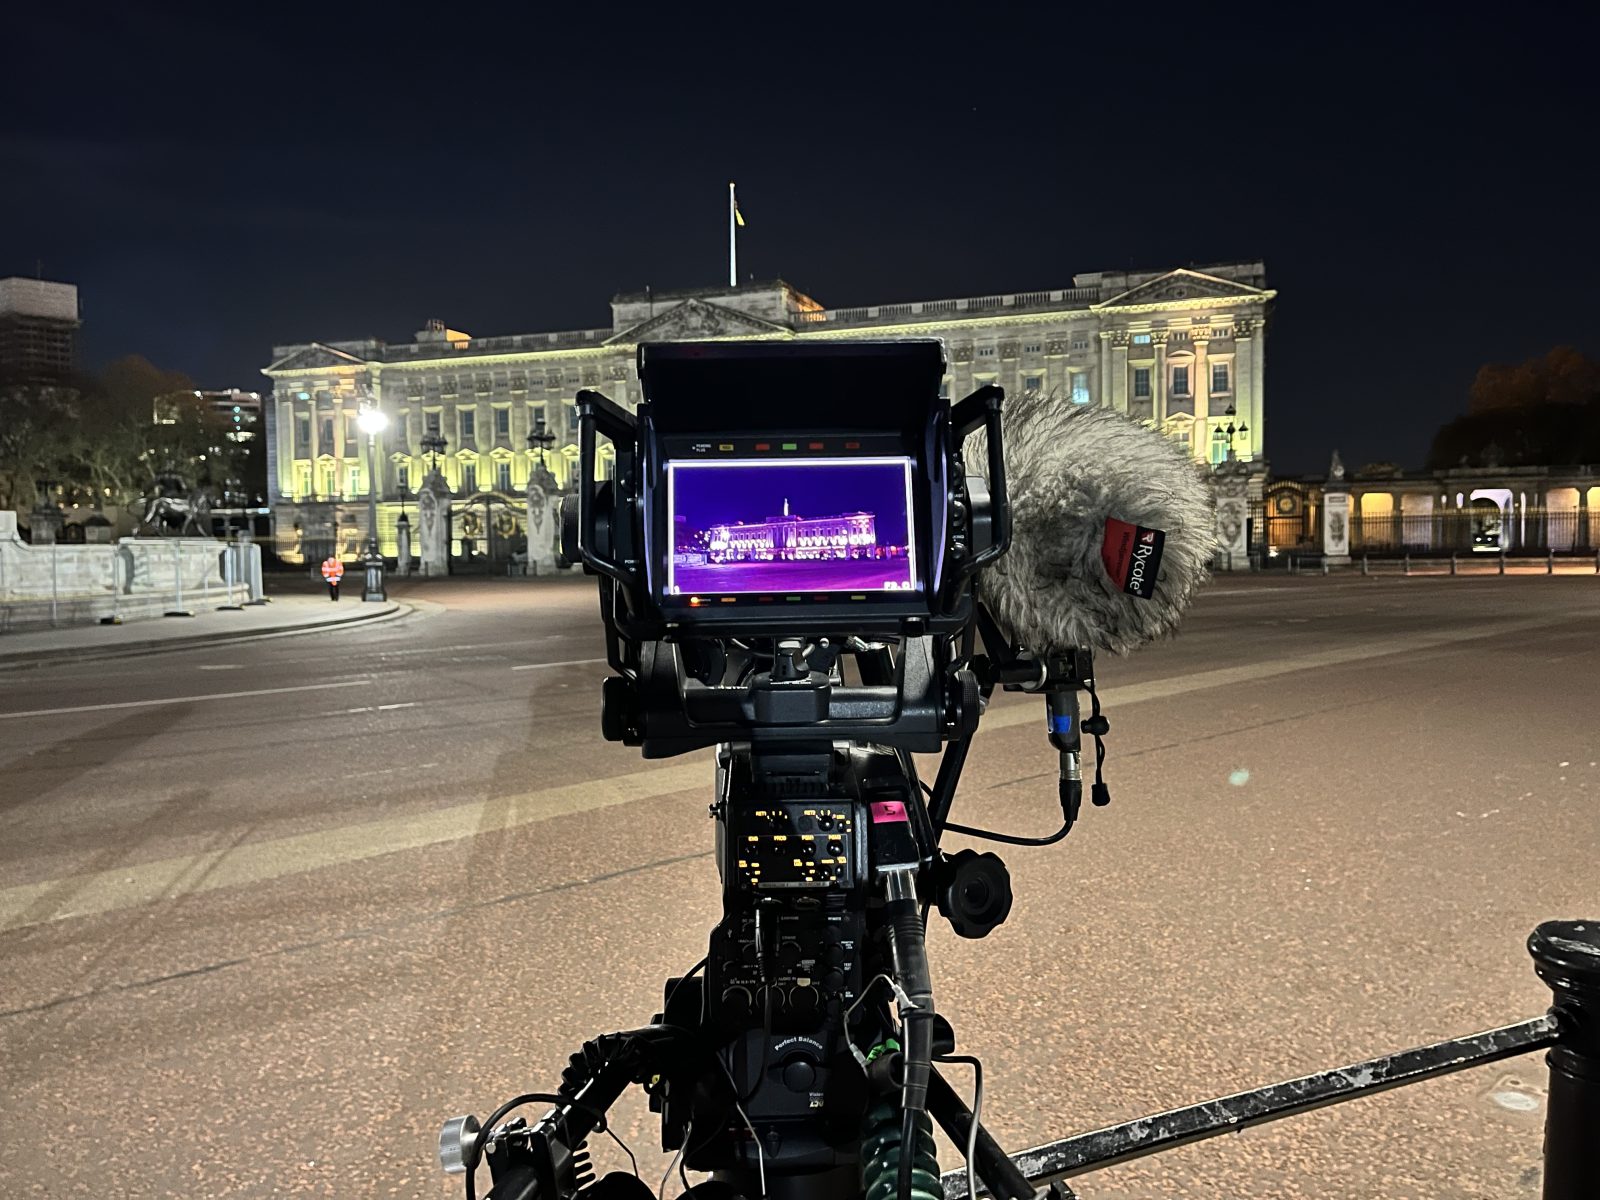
459, 408, 476, 443
397, 465, 410, 492
1172, 365, 1190, 396
348, 467, 362, 497
342, 413, 358, 456
1212, 363, 1230, 393
295, 414, 311, 454
1024, 342, 1043, 355
1132, 333, 1152, 345
494, 407, 511, 438
977, 346, 996, 358
496, 461, 511, 492
319, 416, 335, 450
318, 463, 335, 497
1071, 336, 1088, 351
424, 410, 441, 436
1071, 375, 1091, 405
1133, 368, 1151, 399
461, 462, 477, 493
1023, 374, 1043, 392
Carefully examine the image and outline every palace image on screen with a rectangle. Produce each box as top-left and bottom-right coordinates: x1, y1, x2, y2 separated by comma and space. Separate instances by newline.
666, 458, 919, 595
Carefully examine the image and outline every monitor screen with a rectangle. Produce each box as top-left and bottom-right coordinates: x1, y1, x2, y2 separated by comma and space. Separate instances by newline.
666, 457, 920, 597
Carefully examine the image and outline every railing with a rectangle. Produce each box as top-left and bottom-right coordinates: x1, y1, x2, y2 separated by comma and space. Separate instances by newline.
1348, 510, 1594, 554
942, 920, 1600, 1200
795, 287, 1103, 327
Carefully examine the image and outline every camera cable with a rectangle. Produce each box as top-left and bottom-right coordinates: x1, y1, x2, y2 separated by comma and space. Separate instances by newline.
935, 1054, 983, 1200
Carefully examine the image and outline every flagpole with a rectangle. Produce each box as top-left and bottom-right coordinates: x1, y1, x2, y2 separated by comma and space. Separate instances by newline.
728, 181, 737, 287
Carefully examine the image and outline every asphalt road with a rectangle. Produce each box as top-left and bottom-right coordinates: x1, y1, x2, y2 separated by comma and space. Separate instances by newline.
1, 574, 1596, 1199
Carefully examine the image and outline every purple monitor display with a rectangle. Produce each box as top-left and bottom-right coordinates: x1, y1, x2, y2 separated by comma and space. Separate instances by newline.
666, 458, 919, 596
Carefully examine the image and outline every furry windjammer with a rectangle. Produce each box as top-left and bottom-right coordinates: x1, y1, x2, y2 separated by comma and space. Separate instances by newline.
970, 392, 1216, 656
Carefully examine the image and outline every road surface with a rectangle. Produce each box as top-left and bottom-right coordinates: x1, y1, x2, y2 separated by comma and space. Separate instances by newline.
0, 574, 1594, 1198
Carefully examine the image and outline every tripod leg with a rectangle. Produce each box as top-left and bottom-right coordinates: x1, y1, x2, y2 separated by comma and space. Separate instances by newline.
927, 1068, 1068, 1200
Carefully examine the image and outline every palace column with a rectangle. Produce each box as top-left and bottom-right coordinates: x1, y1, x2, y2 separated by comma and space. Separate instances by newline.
1238, 315, 1264, 461
1192, 331, 1211, 462
1152, 331, 1169, 426
1104, 330, 1128, 413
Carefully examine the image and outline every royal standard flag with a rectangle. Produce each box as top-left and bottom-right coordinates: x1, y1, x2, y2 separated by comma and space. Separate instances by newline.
735, 201, 746, 227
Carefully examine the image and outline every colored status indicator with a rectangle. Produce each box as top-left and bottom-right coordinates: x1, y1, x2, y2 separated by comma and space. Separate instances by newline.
718, 443, 735, 451
754, 442, 771, 451
844, 440, 861, 450
781, 442, 798, 450
808, 441, 825, 450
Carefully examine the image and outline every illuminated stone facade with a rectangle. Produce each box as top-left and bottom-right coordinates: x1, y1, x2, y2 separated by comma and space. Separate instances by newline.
261, 263, 1273, 564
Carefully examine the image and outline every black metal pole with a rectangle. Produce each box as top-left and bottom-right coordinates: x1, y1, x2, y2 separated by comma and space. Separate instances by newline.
1528, 920, 1600, 1200
928, 1068, 1054, 1200
992, 1016, 1558, 1185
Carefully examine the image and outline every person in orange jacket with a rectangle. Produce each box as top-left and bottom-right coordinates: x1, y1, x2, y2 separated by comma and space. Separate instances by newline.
321, 555, 345, 600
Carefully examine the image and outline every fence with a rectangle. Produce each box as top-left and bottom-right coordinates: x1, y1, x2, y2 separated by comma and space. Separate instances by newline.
1348, 509, 1593, 555
0, 522, 263, 632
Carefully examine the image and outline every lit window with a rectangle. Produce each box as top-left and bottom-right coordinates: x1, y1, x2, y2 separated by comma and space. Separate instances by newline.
1133, 368, 1151, 398
348, 468, 362, 496
1132, 333, 1151, 345
1172, 365, 1190, 396
1071, 375, 1090, 405
1212, 363, 1230, 393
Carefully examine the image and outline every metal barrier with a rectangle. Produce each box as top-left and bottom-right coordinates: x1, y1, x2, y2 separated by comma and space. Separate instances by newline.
943, 920, 1600, 1199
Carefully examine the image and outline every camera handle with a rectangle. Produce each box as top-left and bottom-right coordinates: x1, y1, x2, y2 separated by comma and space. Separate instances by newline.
574, 389, 637, 588
949, 385, 1011, 576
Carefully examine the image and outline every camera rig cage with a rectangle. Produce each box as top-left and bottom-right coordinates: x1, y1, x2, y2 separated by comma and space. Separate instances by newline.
441, 340, 1600, 1200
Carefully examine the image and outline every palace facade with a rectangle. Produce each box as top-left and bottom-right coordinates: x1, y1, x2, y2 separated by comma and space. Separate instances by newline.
261, 263, 1274, 565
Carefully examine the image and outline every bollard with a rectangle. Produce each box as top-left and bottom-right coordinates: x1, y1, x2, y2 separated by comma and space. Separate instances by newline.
1361, 554, 1369, 576
1321, 559, 1329, 577
1451, 553, 1458, 576
1499, 550, 1506, 576
1527, 920, 1600, 1200
165, 541, 193, 617
1548, 549, 1555, 576
1404, 553, 1411, 577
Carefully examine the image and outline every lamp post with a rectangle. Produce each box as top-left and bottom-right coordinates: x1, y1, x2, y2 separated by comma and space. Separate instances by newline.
421, 433, 448, 477
527, 412, 557, 492
1210, 402, 1251, 464
357, 403, 390, 601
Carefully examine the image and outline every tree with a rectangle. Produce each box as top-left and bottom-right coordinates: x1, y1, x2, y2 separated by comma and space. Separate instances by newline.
1429, 347, 1600, 468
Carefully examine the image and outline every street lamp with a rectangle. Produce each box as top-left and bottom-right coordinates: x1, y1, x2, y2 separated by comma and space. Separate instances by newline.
1210, 403, 1251, 464
526, 412, 557, 491
421, 433, 448, 476
357, 403, 390, 601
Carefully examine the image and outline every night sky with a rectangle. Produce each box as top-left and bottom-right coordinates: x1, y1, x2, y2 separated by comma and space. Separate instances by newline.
5, 5, 1596, 474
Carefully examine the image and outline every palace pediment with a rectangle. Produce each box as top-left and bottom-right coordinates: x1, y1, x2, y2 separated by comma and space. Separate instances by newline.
1096, 269, 1266, 309
264, 343, 372, 374
607, 298, 792, 345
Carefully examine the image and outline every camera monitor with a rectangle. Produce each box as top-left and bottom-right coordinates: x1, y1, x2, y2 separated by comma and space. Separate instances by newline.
666, 457, 919, 599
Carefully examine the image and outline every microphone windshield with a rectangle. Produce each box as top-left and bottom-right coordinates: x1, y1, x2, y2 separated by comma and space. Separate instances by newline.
972, 392, 1216, 656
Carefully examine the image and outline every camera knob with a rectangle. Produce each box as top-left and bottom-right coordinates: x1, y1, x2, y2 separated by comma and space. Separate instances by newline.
720, 985, 754, 1020
438, 1115, 481, 1176
788, 984, 820, 1016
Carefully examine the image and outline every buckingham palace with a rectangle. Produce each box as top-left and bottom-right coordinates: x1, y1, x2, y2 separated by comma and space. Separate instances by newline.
261, 262, 1274, 567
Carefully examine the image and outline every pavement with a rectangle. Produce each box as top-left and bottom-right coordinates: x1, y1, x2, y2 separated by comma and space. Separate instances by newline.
0, 588, 408, 669
0, 572, 1595, 1198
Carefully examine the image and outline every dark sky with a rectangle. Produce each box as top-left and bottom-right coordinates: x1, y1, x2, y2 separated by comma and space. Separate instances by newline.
5, 3, 1596, 474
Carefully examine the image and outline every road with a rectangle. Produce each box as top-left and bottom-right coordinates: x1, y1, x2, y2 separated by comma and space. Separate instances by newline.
0, 574, 1595, 1198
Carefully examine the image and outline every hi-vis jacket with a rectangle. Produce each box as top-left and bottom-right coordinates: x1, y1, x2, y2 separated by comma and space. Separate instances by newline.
321, 557, 345, 584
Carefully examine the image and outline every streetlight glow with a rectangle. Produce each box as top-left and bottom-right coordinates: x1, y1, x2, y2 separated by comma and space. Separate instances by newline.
357, 407, 390, 436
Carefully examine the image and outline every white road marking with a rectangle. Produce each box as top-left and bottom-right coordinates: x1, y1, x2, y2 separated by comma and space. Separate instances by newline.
0, 760, 709, 932
0, 611, 1571, 930
0, 679, 370, 722
511, 657, 608, 671
196, 664, 244, 671
344, 702, 419, 714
